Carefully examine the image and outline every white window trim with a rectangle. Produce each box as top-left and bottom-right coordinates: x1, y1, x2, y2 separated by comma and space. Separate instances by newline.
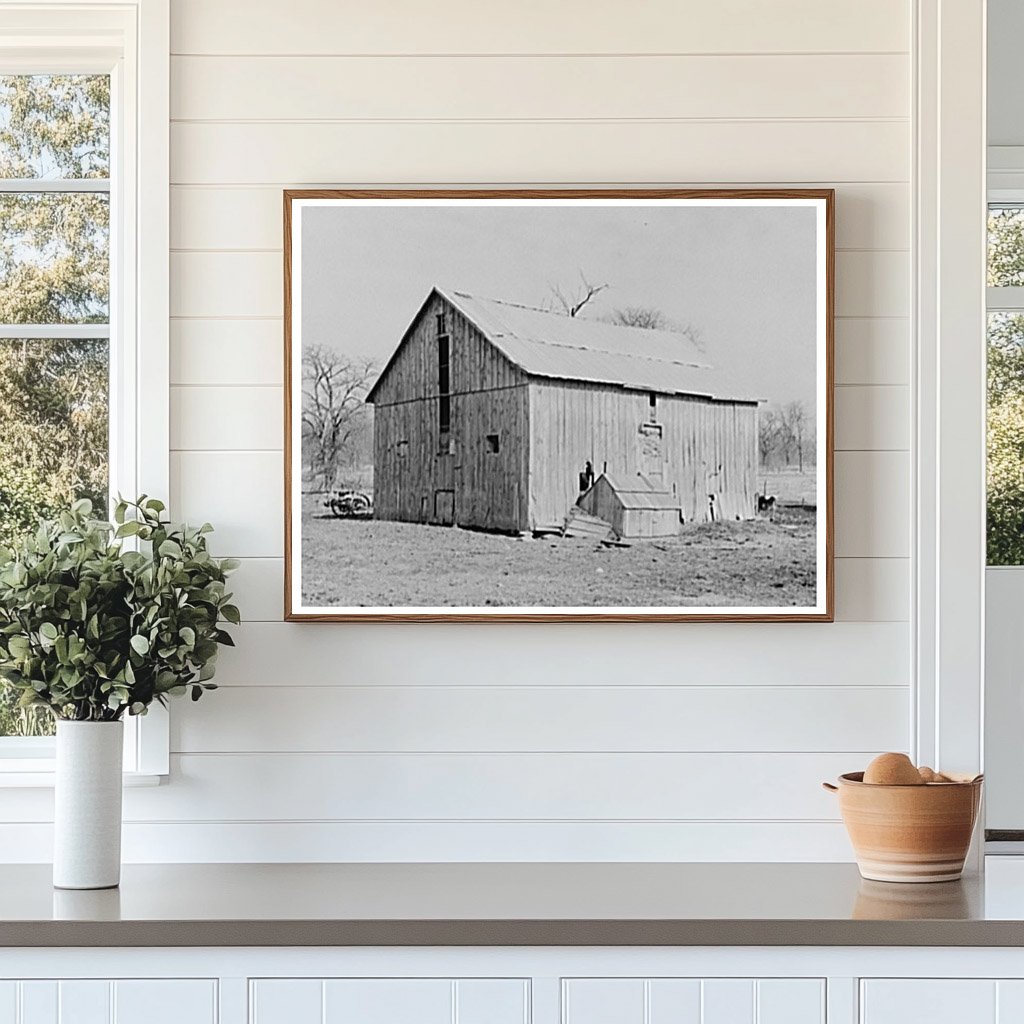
0, 0, 169, 784
913, 0, 987, 830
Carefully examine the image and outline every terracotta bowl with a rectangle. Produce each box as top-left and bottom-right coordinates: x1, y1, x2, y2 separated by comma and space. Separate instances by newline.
823, 772, 983, 883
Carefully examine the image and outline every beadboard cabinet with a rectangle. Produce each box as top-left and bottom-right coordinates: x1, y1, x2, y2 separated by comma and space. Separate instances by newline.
4, 949, 1024, 1024
0, 980, 217, 1024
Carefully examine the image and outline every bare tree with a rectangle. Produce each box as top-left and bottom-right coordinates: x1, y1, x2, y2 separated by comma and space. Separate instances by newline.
302, 345, 377, 491
758, 408, 783, 469
608, 306, 669, 331
783, 400, 810, 474
548, 271, 608, 318
606, 306, 704, 350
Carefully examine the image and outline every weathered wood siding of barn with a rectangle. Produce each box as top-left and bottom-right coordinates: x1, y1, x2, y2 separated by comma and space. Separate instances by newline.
370, 292, 531, 531
527, 380, 758, 529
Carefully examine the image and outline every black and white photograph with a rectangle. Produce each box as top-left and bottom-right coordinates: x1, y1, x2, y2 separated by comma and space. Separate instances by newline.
285, 191, 833, 621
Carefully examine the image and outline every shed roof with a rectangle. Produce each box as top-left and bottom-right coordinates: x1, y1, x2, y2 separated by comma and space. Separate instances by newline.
367, 287, 761, 404
591, 473, 682, 511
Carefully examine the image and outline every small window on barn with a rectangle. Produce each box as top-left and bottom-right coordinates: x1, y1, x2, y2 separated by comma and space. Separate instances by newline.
438, 335, 451, 436
649, 392, 658, 421
397, 439, 408, 459
435, 312, 447, 336
486, 433, 500, 454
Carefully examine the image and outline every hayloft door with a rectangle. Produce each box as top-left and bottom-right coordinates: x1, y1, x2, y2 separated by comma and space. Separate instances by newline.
639, 421, 664, 483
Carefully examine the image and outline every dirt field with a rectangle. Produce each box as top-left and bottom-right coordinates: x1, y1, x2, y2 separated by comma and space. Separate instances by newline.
301, 505, 817, 609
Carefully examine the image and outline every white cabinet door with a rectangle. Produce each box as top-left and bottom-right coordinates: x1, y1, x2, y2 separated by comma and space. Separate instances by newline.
861, 980, 1024, 1024
249, 978, 529, 1024
0, 980, 216, 1024
562, 978, 825, 1024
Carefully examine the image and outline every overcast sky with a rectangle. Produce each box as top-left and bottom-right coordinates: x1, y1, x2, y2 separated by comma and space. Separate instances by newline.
300, 201, 819, 408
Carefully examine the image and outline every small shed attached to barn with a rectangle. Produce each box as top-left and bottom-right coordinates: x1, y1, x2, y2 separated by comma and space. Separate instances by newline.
578, 473, 682, 539
366, 287, 761, 534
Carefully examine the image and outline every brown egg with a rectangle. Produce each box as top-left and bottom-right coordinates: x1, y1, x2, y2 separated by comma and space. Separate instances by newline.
863, 752, 925, 786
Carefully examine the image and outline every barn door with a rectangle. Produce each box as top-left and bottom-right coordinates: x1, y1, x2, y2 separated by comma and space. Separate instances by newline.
434, 489, 455, 526
639, 422, 664, 482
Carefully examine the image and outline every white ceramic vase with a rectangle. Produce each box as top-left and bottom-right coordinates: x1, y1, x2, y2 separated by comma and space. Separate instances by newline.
53, 720, 124, 890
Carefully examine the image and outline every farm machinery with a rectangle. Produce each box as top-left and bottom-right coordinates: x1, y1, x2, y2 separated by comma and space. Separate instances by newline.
324, 489, 373, 519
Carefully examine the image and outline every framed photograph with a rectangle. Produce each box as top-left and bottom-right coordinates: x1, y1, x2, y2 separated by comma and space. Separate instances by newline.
284, 189, 833, 622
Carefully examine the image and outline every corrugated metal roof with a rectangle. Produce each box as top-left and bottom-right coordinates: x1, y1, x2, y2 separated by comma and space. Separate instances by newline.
441, 288, 759, 403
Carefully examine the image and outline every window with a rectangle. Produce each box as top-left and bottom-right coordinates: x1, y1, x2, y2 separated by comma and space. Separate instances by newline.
486, 433, 500, 454
648, 392, 657, 421
987, 205, 1024, 565
0, 75, 111, 740
0, 3, 169, 778
437, 335, 451, 437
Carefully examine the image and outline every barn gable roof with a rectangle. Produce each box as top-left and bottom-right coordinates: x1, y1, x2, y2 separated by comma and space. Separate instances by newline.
367, 286, 760, 404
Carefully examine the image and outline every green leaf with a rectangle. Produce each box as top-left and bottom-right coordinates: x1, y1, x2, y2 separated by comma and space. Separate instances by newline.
220, 604, 241, 625
158, 539, 182, 559
130, 634, 150, 656
39, 622, 58, 641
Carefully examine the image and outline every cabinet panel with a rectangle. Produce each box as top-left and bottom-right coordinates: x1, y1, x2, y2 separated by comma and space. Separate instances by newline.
861, 981, 997, 1024
251, 979, 528, 1024
563, 980, 645, 1023
0, 981, 215, 1024
563, 978, 824, 1024
648, 980, 701, 1023
18, 983, 56, 1024
757, 980, 825, 1024
0, 984, 16, 1024
701, 980, 754, 1024
58, 982, 109, 1024
323, 980, 451, 1024
456, 980, 529, 1024
113, 981, 217, 1024
250, 980, 322, 1024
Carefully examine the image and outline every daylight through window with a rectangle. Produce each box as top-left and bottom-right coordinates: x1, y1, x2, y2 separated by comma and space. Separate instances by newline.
0, 75, 111, 737
987, 205, 1024, 566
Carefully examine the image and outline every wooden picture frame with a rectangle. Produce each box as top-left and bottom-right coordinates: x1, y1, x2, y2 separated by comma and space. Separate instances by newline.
284, 189, 834, 622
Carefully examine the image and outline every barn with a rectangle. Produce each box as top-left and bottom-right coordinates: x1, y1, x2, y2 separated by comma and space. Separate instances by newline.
365, 287, 761, 535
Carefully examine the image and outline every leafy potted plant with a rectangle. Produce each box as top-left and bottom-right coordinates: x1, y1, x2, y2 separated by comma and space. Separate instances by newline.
0, 497, 239, 889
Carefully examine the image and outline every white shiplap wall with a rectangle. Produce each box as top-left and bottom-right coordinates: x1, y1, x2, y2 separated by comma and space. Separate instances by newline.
3, 0, 915, 862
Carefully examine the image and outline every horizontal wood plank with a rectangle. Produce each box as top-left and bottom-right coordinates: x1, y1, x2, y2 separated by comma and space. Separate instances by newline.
171, 319, 284, 386
170, 0, 910, 56
171, 54, 908, 122
834, 318, 909, 386
171, 451, 283, 557
171, 385, 282, 450
833, 558, 909, 622
226, 556, 909, 624
170, 183, 908, 252
833, 451, 910, 557
0, 820, 857, 863
834, 385, 909, 450
171, 250, 907, 320
118, 752, 870, 821
171, 683, 909, 754
169, 383, 904, 454
170, 120, 909, 186
168, 314, 911, 390
835, 250, 909, 318
212, 620, 910, 686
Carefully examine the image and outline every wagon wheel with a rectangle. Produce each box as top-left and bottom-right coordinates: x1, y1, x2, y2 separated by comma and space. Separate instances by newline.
348, 492, 372, 514
328, 496, 348, 519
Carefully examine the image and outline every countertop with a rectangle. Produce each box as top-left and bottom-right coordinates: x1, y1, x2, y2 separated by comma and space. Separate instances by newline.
6, 861, 1024, 947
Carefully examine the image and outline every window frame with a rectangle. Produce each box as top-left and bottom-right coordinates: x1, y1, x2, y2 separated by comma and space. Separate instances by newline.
0, 0, 169, 783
